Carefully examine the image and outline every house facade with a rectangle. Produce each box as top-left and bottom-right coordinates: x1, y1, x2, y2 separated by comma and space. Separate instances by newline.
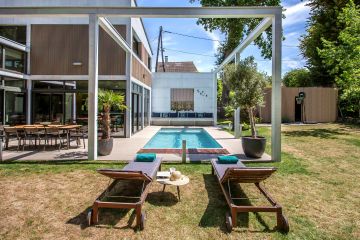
152, 60, 216, 126
0, 0, 152, 137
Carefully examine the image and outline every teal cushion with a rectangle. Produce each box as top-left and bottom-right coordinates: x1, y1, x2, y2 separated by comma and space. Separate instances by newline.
136, 153, 156, 162
218, 155, 238, 164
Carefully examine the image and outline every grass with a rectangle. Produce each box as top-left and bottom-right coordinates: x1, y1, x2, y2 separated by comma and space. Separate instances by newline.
0, 123, 359, 239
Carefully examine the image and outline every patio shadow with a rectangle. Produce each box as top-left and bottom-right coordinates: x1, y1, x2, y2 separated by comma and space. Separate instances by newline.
54, 151, 88, 159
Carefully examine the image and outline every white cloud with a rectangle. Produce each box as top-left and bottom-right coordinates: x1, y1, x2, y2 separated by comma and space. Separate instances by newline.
283, 1, 310, 27
205, 30, 221, 52
161, 35, 177, 47
283, 57, 306, 69
285, 31, 301, 38
193, 24, 222, 52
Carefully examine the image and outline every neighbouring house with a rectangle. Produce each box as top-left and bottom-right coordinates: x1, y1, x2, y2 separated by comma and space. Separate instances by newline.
152, 58, 216, 126
156, 58, 198, 72
0, 0, 152, 138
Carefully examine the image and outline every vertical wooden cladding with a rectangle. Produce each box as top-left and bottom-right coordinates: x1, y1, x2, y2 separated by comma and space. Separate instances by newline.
140, 43, 150, 68
31, 25, 88, 75
30, 24, 126, 75
259, 87, 338, 123
132, 57, 151, 86
99, 25, 126, 75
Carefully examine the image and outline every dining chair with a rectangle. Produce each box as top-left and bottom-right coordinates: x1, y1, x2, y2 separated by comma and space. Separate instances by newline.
23, 126, 45, 151
4, 127, 24, 151
70, 125, 88, 149
45, 127, 65, 151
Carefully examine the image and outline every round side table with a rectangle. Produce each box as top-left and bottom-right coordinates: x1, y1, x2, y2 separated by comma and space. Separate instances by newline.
157, 175, 189, 201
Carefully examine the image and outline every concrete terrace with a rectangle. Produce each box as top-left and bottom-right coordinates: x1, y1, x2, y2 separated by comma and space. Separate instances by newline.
2, 126, 271, 162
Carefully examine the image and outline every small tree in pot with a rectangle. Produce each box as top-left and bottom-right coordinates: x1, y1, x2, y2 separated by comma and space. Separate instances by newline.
97, 89, 127, 156
224, 56, 267, 158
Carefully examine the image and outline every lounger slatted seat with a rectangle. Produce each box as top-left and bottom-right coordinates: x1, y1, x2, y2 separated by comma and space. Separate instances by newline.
87, 157, 162, 230
211, 159, 289, 233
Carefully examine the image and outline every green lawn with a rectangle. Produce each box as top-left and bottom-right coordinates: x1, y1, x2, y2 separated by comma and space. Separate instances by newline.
0, 123, 359, 239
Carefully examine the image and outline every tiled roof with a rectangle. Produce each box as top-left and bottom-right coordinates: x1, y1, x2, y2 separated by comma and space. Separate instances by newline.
156, 61, 198, 72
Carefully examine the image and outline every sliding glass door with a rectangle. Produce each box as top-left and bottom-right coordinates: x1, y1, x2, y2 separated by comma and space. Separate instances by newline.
33, 93, 65, 123
0, 78, 26, 125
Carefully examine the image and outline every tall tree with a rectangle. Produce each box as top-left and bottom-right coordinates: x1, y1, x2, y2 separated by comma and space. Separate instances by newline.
300, 0, 360, 86
282, 68, 313, 87
189, 0, 282, 65
318, 1, 360, 117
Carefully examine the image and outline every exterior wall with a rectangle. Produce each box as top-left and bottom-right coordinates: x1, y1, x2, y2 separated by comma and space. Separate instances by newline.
132, 57, 151, 86
259, 87, 338, 123
152, 72, 215, 113
30, 24, 126, 75
130, 18, 152, 87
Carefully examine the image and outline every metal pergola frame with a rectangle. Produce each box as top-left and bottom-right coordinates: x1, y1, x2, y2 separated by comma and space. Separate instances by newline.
0, 6, 282, 161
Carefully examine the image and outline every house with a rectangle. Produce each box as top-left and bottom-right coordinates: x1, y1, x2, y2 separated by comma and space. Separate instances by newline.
0, 0, 152, 138
152, 58, 216, 126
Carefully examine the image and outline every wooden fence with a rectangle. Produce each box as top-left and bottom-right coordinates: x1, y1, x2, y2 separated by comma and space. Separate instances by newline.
259, 87, 338, 123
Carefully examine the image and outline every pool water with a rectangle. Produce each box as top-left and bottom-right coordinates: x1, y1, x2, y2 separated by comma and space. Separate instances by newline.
144, 128, 222, 149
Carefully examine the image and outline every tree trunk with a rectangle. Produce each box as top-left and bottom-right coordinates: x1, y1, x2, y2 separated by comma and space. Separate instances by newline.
102, 106, 111, 139
248, 107, 257, 138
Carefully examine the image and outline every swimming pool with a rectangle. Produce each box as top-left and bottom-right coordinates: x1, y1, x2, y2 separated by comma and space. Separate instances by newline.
144, 128, 222, 149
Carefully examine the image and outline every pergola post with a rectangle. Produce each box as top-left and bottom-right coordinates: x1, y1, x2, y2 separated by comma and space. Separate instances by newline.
88, 14, 99, 160
234, 52, 241, 138
213, 71, 217, 126
271, 13, 282, 161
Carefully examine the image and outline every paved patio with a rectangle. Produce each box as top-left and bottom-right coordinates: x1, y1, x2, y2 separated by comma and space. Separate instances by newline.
1, 126, 271, 162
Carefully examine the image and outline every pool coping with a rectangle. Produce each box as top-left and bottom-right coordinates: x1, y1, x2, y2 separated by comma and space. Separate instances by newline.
138, 148, 229, 154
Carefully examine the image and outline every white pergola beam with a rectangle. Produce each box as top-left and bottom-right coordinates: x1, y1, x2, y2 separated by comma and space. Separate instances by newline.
0, 36, 27, 51
0, 69, 27, 79
88, 14, 99, 160
271, 13, 282, 162
0, 7, 281, 18
215, 17, 272, 72
98, 17, 131, 53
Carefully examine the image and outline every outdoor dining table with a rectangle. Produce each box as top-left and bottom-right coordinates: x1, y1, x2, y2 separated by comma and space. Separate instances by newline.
6, 124, 82, 150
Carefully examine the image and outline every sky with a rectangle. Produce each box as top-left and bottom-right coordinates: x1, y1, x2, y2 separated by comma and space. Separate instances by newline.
137, 0, 310, 75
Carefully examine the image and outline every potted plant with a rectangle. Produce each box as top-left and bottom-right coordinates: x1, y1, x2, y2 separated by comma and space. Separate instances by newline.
97, 89, 127, 156
224, 56, 267, 158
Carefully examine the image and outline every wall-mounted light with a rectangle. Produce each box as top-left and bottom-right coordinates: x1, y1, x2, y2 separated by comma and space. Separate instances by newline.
72, 62, 83, 66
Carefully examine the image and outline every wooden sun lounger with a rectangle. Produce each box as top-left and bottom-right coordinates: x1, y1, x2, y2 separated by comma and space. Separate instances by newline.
211, 159, 289, 233
87, 157, 162, 230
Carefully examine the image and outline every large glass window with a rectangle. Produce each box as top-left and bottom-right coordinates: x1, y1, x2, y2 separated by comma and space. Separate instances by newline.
5, 91, 26, 125
0, 78, 26, 125
0, 26, 26, 44
132, 36, 140, 58
32, 80, 126, 137
170, 88, 194, 111
132, 82, 144, 133
144, 89, 150, 126
147, 56, 152, 70
4, 47, 26, 73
